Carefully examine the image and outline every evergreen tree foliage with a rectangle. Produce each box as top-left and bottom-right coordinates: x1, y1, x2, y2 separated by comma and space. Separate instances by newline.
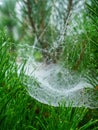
86, 0, 98, 70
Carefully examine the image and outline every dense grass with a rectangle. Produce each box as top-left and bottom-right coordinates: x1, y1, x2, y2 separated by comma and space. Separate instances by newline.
0, 31, 98, 130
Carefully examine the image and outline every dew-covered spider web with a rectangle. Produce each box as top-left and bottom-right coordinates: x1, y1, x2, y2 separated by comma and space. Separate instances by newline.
17, 0, 98, 108
17, 45, 98, 109
25, 59, 98, 108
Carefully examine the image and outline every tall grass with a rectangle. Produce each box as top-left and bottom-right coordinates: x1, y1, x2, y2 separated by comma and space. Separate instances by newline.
0, 31, 98, 130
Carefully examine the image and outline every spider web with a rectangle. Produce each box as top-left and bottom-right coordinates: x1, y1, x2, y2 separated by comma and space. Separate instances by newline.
17, 0, 98, 108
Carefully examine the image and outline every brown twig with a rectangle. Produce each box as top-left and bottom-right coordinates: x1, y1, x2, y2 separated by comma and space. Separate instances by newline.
73, 41, 87, 70
26, 0, 37, 34
64, 0, 73, 24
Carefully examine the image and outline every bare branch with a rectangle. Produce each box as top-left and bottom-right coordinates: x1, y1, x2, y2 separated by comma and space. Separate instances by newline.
64, 0, 73, 24
73, 41, 87, 70
26, 0, 37, 34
